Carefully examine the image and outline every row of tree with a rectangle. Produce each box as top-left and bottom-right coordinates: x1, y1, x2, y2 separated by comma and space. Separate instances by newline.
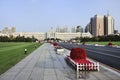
1, 35, 120, 42
72, 35, 120, 42
0, 35, 37, 42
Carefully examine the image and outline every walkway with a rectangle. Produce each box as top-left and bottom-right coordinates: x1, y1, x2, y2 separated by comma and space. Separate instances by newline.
0, 43, 120, 80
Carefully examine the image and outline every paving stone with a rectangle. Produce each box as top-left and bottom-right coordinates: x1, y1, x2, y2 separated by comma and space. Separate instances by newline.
44, 75, 57, 80
28, 68, 44, 80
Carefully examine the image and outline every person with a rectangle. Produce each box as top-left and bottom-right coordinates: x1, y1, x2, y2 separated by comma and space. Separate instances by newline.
24, 49, 27, 54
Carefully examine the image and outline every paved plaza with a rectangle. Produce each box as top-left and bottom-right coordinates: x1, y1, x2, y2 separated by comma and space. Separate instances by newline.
0, 43, 120, 80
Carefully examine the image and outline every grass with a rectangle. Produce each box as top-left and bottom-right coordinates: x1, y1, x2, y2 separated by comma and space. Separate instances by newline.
0, 42, 41, 75
86, 41, 120, 46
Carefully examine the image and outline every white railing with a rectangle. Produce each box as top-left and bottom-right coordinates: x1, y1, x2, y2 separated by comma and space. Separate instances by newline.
76, 62, 99, 71
67, 57, 100, 71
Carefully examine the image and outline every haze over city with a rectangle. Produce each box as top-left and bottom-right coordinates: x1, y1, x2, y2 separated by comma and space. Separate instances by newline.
0, 0, 120, 32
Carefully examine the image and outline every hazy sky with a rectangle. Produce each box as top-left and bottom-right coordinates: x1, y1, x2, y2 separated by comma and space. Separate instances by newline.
0, 0, 120, 32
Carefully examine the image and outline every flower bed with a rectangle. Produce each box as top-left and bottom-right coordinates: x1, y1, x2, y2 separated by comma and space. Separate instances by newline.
69, 47, 91, 65
108, 42, 113, 46
66, 47, 99, 71
53, 42, 58, 46
70, 48, 86, 60
50, 42, 58, 47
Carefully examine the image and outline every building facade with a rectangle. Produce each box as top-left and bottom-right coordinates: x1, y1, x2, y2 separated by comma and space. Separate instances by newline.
104, 15, 114, 35
85, 23, 91, 33
49, 32, 92, 40
13, 32, 46, 40
85, 14, 114, 36
91, 14, 104, 36
0, 27, 93, 41
0, 31, 92, 41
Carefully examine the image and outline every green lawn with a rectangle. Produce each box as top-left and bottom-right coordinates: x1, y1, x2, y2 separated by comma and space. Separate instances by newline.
86, 41, 120, 46
0, 42, 41, 75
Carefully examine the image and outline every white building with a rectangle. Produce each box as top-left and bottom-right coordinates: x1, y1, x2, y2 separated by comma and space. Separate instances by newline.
0, 27, 93, 41
0, 31, 92, 41
55, 32, 92, 40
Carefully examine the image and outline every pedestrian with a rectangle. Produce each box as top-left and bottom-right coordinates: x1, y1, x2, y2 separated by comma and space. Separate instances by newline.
24, 49, 27, 54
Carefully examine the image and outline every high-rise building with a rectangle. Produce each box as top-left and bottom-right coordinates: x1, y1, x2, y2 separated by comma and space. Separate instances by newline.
76, 26, 83, 33
11, 27, 16, 33
1, 27, 16, 34
63, 27, 68, 33
56, 26, 68, 33
85, 23, 91, 33
71, 27, 76, 33
2, 27, 9, 33
104, 14, 114, 35
56, 26, 60, 33
92, 14, 104, 36
87, 14, 114, 36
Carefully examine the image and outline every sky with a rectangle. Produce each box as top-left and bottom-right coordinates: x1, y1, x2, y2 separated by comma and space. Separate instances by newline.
0, 0, 120, 32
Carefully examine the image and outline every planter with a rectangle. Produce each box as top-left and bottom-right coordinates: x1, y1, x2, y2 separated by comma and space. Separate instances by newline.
56, 46, 64, 54
65, 48, 99, 71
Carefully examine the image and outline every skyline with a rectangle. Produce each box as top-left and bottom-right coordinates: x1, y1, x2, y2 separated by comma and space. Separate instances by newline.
0, 0, 120, 32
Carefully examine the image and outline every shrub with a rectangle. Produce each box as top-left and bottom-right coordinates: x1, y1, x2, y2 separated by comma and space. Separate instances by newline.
70, 48, 86, 60
52, 42, 58, 46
